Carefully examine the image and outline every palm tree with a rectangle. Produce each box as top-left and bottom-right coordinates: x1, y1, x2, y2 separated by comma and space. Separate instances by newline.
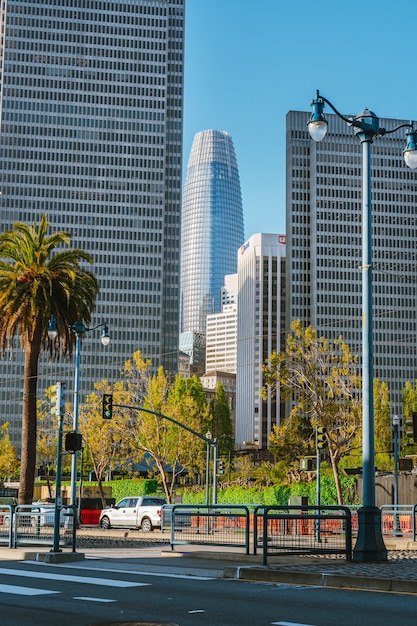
0, 214, 99, 503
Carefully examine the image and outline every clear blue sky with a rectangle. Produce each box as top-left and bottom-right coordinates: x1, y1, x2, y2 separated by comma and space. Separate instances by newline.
183, 0, 417, 240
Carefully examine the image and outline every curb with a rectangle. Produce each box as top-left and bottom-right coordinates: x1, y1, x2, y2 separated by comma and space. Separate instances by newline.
223, 565, 417, 593
0, 548, 85, 563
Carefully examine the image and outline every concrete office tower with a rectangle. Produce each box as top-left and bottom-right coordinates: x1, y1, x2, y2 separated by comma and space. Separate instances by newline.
206, 274, 238, 374
180, 130, 244, 353
0, 1, 185, 447
236, 234, 287, 451
286, 110, 417, 412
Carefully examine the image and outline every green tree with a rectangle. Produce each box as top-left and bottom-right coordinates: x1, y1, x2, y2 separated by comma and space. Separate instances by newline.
262, 320, 362, 504
402, 381, 417, 455
0, 423, 19, 481
78, 381, 130, 507
0, 214, 98, 503
119, 352, 207, 502
373, 379, 392, 469
268, 412, 315, 483
208, 382, 234, 457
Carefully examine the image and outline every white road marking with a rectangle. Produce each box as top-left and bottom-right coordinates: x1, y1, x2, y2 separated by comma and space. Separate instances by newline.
0, 583, 59, 596
24, 561, 215, 581
272, 622, 316, 626
74, 596, 116, 603
0, 567, 147, 588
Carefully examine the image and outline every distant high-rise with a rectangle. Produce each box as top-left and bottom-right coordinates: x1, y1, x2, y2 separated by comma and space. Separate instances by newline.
236, 234, 286, 450
180, 130, 244, 347
0, 0, 185, 448
286, 109, 417, 413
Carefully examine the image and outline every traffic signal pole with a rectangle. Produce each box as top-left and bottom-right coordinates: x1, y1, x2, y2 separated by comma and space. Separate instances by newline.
315, 427, 321, 543
52, 382, 64, 553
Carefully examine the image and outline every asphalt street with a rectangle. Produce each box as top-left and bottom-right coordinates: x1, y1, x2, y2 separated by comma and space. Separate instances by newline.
0, 554, 416, 626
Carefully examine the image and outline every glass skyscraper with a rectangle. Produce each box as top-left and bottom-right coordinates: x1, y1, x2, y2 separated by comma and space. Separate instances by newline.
0, 0, 184, 447
180, 130, 244, 352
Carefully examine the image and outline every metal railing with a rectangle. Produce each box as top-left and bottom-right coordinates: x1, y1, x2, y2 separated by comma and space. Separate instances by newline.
166, 504, 251, 554
380, 504, 417, 540
0, 505, 14, 548
0, 503, 77, 550
254, 505, 352, 565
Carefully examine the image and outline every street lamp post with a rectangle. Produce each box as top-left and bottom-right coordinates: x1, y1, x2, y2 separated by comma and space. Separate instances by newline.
392, 414, 402, 537
69, 320, 110, 510
308, 91, 417, 562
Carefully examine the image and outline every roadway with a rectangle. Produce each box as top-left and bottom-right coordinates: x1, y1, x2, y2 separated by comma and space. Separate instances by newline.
0, 545, 416, 625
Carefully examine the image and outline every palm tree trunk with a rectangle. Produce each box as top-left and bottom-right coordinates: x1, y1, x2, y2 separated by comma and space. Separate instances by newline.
19, 328, 42, 504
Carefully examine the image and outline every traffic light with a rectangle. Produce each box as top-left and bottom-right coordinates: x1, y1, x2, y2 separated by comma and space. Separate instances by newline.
102, 393, 113, 419
317, 426, 327, 449
405, 412, 417, 442
217, 459, 225, 475
50, 382, 66, 417
64, 431, 83, 453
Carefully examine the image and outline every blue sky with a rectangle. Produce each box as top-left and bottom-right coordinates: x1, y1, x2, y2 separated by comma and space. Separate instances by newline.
183, 0, 417, 240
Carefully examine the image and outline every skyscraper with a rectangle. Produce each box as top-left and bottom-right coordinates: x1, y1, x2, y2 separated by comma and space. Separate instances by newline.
0, 0, 185, 447
180, 130, 244, 353
236, 234, 286, 451
286, 109, 417, 413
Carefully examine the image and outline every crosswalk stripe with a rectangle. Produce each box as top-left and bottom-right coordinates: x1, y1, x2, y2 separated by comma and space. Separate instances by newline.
74, 596, 116, 603
0, 567, 148, 588
0, 583, 59, 596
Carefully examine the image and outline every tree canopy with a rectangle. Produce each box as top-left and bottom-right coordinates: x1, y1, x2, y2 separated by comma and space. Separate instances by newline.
0, 214, 98, 503
262, 320, 362, 503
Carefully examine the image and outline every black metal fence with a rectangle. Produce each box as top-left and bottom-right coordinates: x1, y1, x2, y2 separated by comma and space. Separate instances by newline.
166, 504, 251, 554
0, 503, 77, 550
254, 505, 352, 564
166, 504, 352, 563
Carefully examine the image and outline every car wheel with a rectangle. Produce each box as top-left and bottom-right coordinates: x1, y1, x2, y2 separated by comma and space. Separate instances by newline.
141, 517, 153, 532
100, 516, 111, 530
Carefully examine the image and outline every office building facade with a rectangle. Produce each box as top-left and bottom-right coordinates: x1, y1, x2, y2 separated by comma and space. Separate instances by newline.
205, 274, 238, 374
235, 233, 286, 450
180, 129, 244, 347
286, 110, 417, 414
0, 0, 185, 447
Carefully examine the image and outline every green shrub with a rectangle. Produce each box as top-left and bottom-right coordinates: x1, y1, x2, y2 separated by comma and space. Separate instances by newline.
107, 478, 158, 502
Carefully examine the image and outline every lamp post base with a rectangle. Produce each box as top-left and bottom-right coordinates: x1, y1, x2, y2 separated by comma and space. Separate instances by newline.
353, 506, 387, 562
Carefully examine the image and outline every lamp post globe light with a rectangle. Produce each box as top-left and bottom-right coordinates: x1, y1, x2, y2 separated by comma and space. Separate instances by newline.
308, 91, 417, 562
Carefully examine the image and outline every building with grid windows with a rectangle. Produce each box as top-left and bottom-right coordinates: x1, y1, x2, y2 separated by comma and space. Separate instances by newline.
286, 109, 417, 414
235, 233, 286, 451
205, 274, 238, 374
179, 129, 244, 368
0, 0, 185, 448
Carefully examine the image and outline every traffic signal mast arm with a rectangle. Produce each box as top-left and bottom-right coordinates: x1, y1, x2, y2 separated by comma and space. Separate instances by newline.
103, 398, 215, 445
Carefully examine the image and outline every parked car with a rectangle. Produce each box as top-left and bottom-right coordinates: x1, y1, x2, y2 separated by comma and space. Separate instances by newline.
99, 496, 166, 532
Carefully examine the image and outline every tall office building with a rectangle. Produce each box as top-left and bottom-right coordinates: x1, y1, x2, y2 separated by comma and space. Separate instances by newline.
180, 130, 244, 357
235, 234, 286, 451
0, 1, 185, 447
205, 273, 238, 374
286, 110, 417, 413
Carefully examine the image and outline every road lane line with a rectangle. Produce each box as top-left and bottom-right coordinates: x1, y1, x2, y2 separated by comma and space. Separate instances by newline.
74, 596, 116, 602
0, 567, 148, 588
0, 583, 59, 596
24, 561, 215, 581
